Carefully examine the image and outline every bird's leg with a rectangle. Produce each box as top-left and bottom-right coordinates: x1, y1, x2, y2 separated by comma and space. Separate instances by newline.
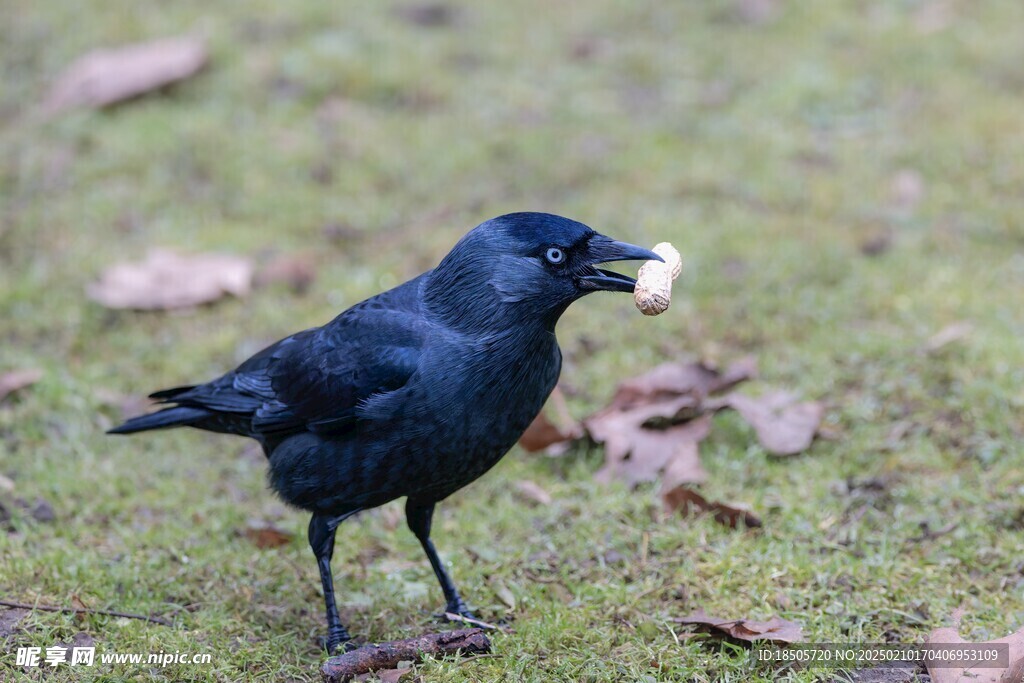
308, 513, 354, 654
405, 500, 475, 618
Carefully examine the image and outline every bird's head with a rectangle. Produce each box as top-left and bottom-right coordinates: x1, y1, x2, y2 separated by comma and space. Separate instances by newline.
425, 212, 662, 331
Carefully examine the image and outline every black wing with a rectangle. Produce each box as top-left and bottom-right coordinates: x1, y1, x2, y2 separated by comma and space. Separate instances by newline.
154, 281, 428, 439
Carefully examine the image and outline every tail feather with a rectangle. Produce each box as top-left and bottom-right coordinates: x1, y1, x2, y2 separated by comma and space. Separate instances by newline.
148, 385, 198, 401
108, 406, 211, 435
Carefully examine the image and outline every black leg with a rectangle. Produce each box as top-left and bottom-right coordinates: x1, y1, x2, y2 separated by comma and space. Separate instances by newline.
308, 513, 354, 653
405, 500, 474, 618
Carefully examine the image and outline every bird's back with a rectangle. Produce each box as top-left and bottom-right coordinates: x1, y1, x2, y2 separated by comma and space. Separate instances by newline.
267, 298, 562, 514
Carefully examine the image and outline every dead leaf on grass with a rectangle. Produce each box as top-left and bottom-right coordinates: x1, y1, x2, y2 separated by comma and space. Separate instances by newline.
45, 36, 208, 114
585, 357, 756, 487
661, 486, 762, 529
519, 410, 575, 453
0, 369, 43, 403
513, 480, 552, 506
602, 357, 757, 413
88, 249, 253, 310
674, 609, 802, 644
242, 523, 294, 549
254, 252, 317, 295
925, 610, 1024, 683
925, 322, 973, 354
518, 386, 581, 453
725, 391, 823, 456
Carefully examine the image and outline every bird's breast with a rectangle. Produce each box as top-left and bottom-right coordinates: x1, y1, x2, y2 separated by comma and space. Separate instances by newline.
371, 330, 561, 499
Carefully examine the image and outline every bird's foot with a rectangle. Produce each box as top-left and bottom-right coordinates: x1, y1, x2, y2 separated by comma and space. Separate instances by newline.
323, 630, 357, 655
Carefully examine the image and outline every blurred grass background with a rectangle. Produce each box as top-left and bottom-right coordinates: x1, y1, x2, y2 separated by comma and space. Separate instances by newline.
1, 1, 1023, 681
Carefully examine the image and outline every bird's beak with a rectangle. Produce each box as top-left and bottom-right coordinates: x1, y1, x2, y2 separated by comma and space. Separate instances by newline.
577, 234, 664, 293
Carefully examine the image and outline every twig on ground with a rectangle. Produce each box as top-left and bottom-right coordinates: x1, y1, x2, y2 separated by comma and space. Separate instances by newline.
321, 628, 491, 683
443, 612, 507, 632
0, 599, 171, 626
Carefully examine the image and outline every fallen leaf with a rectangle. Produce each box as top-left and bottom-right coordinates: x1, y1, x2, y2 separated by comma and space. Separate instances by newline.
45, 36, 208, 114
925, 610, 1024, 683
593, 414, 712, 488
925, 322, 973, 353
586, 358, 754, 488
88, 249, 253, 310
492, 582, 516, 611
602, 357, 756, 413
242, 523, 294, 549
519, 386, 582, 453
661, 486, 762, 529
0, 369, 43, 402
659, 435, 708, 492
674, 609, 802, 644
70, 594, 88, 624
255, 252, 317, 295
513, 480, 552, 506
725, 391, 823, 456
519, 410, 575, 453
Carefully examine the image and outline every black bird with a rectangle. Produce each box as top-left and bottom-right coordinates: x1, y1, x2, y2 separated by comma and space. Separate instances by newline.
111, 212, 660, 652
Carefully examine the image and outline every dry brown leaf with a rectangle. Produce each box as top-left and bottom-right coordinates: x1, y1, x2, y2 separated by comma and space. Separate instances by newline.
88, 249, 253, 310
242, 524, 294, 549
926, 610, 1024, 683
585, 358, 755, 487
661, 486, 761, 529
593, 414, 712, 488
925, 322, 973, 353
519, 410, 575, 453
255, 252, 317, 295
45, 36, 208, 114
726, 391, 823, 456
603, 357, 757, 413
519, 386, 582, 453
0, 369, 43, 403
674, 609, 802, 644
513, 480, 552, 506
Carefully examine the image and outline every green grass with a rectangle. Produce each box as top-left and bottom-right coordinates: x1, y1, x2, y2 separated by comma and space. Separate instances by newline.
2, 1, 1024, 681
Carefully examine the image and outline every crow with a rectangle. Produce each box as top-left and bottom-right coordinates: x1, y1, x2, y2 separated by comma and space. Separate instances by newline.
110, 212, 660, 652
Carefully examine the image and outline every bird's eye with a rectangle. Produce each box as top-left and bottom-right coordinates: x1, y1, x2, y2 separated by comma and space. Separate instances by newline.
545, 247, 565, 265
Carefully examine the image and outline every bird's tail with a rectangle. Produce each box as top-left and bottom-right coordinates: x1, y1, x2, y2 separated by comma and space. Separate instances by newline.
108, 406, 210, 435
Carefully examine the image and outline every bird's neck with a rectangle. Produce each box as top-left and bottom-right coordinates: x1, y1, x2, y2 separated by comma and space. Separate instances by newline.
423, 262, 564, 335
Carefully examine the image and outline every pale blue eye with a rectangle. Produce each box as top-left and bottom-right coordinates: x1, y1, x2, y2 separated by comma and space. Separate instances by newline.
546, 247, 565, 264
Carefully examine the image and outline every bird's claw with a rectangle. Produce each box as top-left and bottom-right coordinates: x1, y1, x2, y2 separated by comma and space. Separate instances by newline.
323, 632, 357, 655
